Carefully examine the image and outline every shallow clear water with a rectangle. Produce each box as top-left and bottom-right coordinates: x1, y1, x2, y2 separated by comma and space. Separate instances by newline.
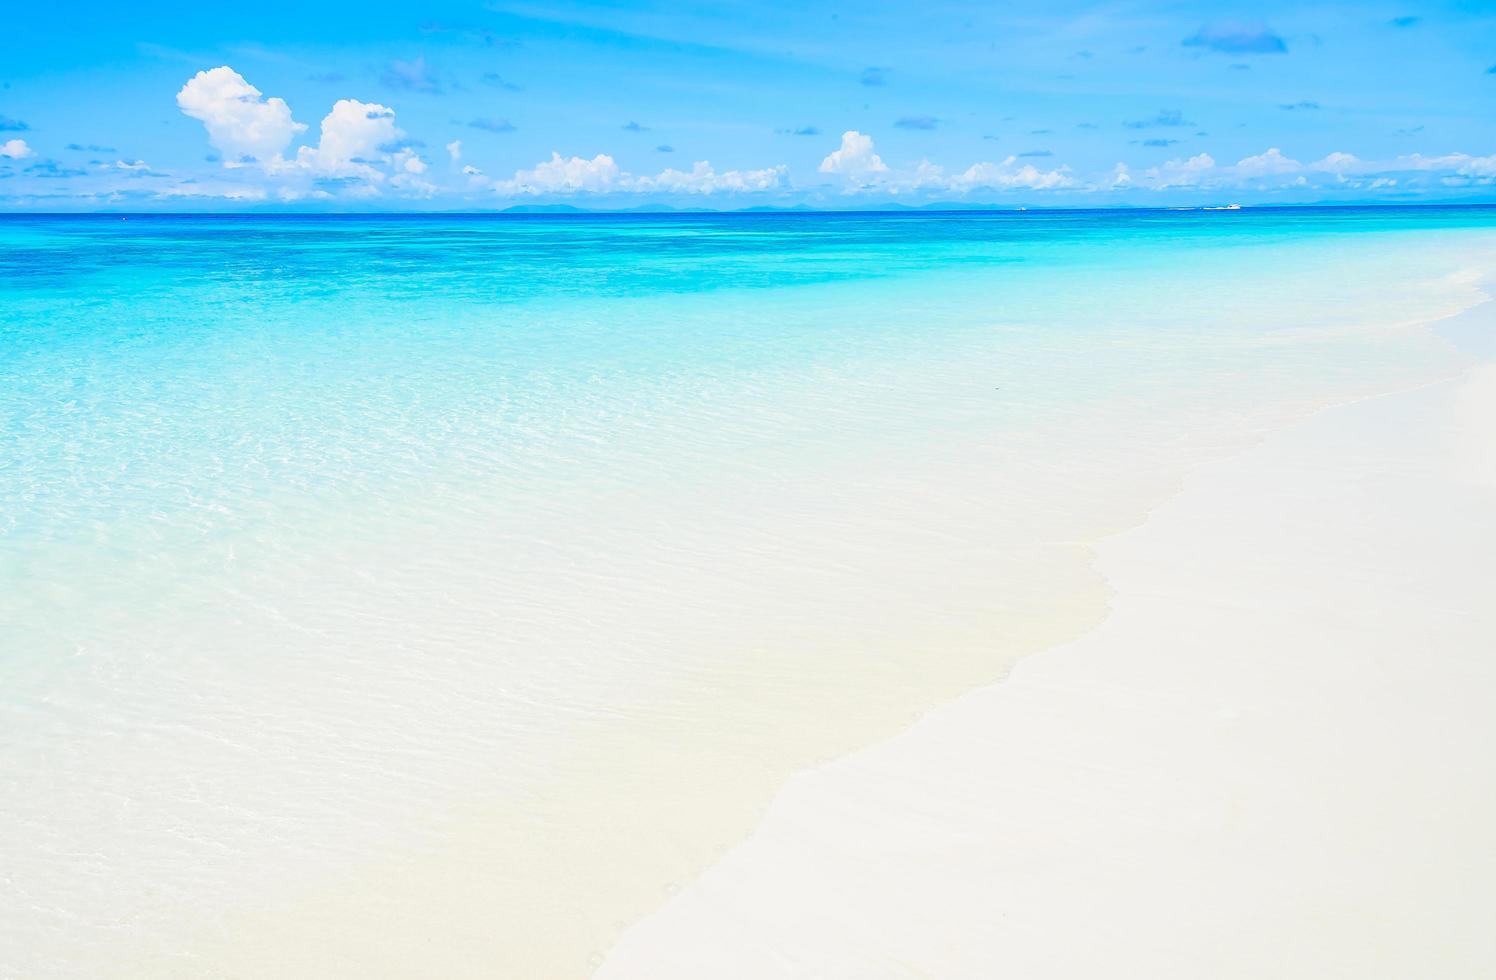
2, 208, 1494, 977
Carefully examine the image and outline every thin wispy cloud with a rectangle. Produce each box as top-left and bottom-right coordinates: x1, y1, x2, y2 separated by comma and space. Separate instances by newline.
622, 121, 648, 132
23, 159, 86, 177
860, 66, 889, 86
419, 21, 512, 47
469, 117, 516, 133
1124, 109, 1193, 129
1183, 22, 1287, 54
776, 126, 820, 136
0, 115, 29, 132
1389, 16, 1419, 28
381, 57, 442, 94
488, 152, 785, 195
1279, 101, 1321, 111
894, 116, 938, 130
481, 73, 523, 91
1017, 150, 1053, 157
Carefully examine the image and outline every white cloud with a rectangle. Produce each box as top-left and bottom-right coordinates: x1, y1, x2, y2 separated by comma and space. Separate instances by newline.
1120, 146, 1496, 192
387, 146, 435, 197
495, 152, 622, 194
818, 130, 888, 180
158, 70, 1496, 204
1395, 152, 1496, 177
1233, 147, 1300, 178
176, 66, 305, 164
490, 153, 785, 196
1143, 152, 1216, 188
898, 159, 949, 192
1310, 151, 1363, 174
395, 149, 426, 174
176, 68, 430, 195
815, 133, 1072, 195
0, 138, 32, 159
292, 99, 401, 178
632, 160, 786, 194
155, 182, 270, 202
1456, 155, 1496, 178
947, 157, 1076, 191
460, 164, 489, 188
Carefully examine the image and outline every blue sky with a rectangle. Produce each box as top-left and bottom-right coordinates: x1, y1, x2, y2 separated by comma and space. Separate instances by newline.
2, 0, 1494, 209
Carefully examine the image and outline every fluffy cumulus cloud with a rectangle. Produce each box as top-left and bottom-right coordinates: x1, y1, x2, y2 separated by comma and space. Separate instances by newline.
1128, 148, 1307, 190
818, 130, 889, 180
1234, 147, 1301, 178
1142, 152, 1217, 188
175, 66, 431, 196
946, 158, 1076, 191
816, 132, 1072, 195
15, 64, 1480, 207
1276, 150, 1495, 190
292, 99, 401, 177
495, 153, 622, 194
1311, 152, 1363, 174
508, 152, 619, 194
176, 67, 306, 164
1108, 144, 1496, 194
1394, 152, 1496, 177
477, 132, 1074, 200
633, 160, 786, 194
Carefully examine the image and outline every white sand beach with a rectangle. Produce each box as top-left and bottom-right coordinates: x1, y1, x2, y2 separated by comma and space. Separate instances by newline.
5, 225, 1494, 980
600, 321, 1496, 977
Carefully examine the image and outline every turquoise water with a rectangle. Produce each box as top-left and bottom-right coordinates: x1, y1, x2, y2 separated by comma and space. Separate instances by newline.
2, 207, 1495, 977
5, 207, 1493, 579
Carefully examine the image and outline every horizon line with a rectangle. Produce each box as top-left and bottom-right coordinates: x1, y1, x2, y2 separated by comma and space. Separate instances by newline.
5, 200, 1496, 219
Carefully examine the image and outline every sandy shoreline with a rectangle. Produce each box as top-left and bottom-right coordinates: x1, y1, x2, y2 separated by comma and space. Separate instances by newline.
5, 234, 1493, 979
600, 316, 1496, 977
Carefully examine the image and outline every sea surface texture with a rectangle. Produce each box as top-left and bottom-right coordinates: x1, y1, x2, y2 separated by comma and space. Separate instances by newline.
2, 208, 1493, 978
